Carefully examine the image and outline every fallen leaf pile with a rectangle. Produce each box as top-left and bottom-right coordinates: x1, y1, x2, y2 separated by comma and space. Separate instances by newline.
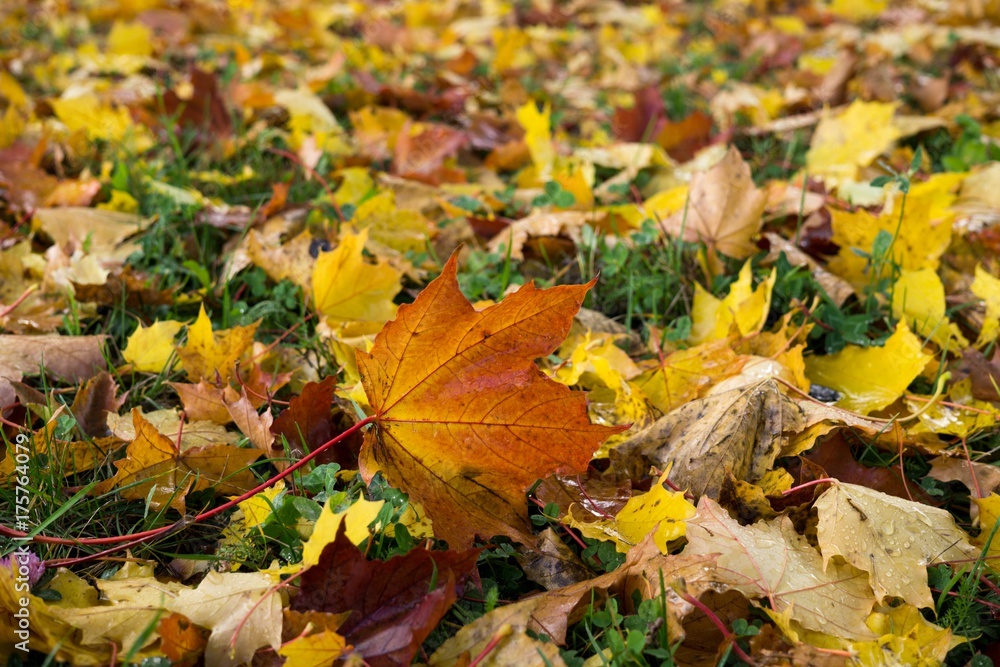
2, 0, 1000, 664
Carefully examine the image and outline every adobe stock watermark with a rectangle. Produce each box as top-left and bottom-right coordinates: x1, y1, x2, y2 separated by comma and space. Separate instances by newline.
4, 432, 42, 654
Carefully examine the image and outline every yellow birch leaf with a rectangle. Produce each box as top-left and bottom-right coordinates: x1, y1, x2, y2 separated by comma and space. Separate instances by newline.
805, 322, 932, 415
312, 228, 401, 323
891, 268, 968, 349
122, 320, 184, 373
972, 264, 1000, 347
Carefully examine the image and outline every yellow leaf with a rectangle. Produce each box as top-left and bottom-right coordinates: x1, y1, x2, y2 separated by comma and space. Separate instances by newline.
805, 322, 932, 415
51, 95, 135, 144
974, 494, 1000, 573
353, 190, 435, 253
278, 629, 348, 667
635, 338, 744, 413
908, 378, 998, 438
237, 480, 285, 531
690, 261, 776, 344
97, 190, 140, 213
815, 482, 979, 608
828, 0, 888, 20
107, 21, 153, 57
312, 228, 402, 323
176, 305, 258, 383
805, 101, 900, 186
852, 603, 962, 667
891, 268, 968, 349
333, 167, 375, 206
300, 497, 386, 567
828, 185, 956, 291
972, 264, 1000, 347
516, 101, 555, 183
565, 471, 695, 554
123, 320, 184, 373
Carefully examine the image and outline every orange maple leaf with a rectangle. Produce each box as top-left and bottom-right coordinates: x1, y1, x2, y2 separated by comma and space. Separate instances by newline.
94, 409, 262, 513
357, 254, 626, 547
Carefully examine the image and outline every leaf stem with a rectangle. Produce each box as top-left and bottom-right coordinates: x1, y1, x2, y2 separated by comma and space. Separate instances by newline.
1, 417, 375, 557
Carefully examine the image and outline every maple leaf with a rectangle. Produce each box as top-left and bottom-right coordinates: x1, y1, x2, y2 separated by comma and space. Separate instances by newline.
891, 268, 968, 349
176, 305, 258, 383
805, 322, 932, 415
660, 146, 767, 260
165, 571, 281, 667
814, 482, 980, 609
689, 260, 776, 343
94, 409, 261, 512
612, 380, 799, 498
292, 523, 480, 667
278, 609, 349, 667
685, 497, 877, 639
971, 264, 1000, 347
805, 100, 900, 186
122, 320, 183, 373
0, 334, 107, 410
634, 338, 745, 413
357, 253, 625, 547
312, 228, 402, 323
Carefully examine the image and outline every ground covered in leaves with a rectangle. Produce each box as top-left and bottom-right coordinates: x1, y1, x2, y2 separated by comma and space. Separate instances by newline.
2, 0, 1000, 665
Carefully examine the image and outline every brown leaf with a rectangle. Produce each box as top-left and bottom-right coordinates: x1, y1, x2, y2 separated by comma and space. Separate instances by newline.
928, 455, 1000, 498
516, 527, 592, 590
611, 380, 798, 498
612, 85, 665, 142
170, 380, 233, 424
535, 472, 632, 524
0, 334, 106, 409
526, 540, 724, 646
225, 387, 276, 460
660, 146, 766, 259
964, 348, 1000, 401
70, 372, 125, 438
271, 376, 338, 463
291, 523, 480, 667
393, 122, 468, 185
655, 110, 714, 162
803, 431, 933, 503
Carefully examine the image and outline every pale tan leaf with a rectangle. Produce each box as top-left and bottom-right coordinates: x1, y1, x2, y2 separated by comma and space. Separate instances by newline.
685, 497, 877, 639
814, 483, 980, 609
